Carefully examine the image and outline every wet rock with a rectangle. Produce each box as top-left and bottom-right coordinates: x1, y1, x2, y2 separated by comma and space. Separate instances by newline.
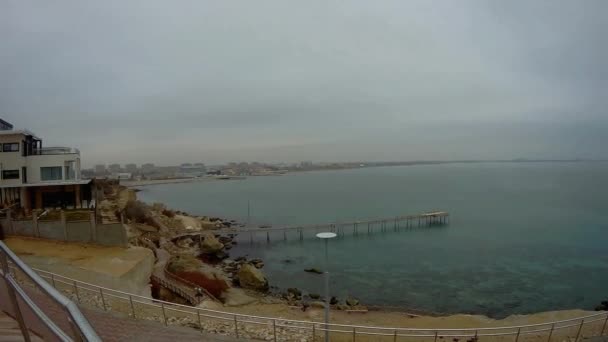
304, 268, 323, 274
309, 293, 321, 300
346, 297, 359, 306
237, 263, 268, 291
218, 236, 233, 244
287, 288, 302, 298
215, 251, 228, 260
222, 259, 235, 266
330, 296, 339, 305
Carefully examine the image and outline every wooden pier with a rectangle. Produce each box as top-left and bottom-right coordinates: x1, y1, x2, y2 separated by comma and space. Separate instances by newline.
214, 211, 449, 243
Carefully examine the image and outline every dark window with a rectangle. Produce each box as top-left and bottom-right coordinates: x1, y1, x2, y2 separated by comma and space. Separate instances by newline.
22, 167, 27, 183
2, 170, 20, 180
40, 166, 62, 181
2, 143, 19, 152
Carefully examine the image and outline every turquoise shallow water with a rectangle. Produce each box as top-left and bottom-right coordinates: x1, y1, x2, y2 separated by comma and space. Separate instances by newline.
138, 162, 608, 318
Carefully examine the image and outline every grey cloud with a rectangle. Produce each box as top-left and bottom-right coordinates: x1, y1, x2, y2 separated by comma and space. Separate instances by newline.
1, 0, 606, 166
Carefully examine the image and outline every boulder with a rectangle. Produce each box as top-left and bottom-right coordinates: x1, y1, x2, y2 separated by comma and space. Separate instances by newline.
222, 259, 236, 266
336, 304, 349, 311
330, 296, 339, 305
309, 293, 321, 300
218, 236, 233, 244
215, 251, 228, 260
200, 233, 224, 254
309, 301, 325, 309
176, 237, 193, 248
346, 297, 359, 306
304, 268, 323, 274
287, 288, 302, 297
237, 263, 268, 291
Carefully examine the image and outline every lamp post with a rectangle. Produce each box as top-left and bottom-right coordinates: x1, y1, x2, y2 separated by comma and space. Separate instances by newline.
316, 232, 336, 342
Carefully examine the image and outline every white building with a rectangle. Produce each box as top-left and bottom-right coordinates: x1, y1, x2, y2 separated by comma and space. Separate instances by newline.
0, 119, 92, 211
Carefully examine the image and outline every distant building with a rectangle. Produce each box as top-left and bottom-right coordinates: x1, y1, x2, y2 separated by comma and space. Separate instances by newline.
0, 119, 13, 131
112, 173, 132, 180
0, 119, 92, 210
94, 164, 106, 175
108, 164, 121, 173
177, 163, 206, 177
141, 163, 155, 174
124, 163, 138, 173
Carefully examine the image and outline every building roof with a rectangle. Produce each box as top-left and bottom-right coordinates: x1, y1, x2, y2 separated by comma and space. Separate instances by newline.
0, 179, 91, 189
0, 129, 40, 140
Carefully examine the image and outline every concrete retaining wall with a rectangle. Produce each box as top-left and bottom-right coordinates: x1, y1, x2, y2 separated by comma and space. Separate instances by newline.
95, 223, 127, 247
38, 221, 66, 240
0, 210, 126, 247
11, 220, 35, 237
66, 221, 93, 243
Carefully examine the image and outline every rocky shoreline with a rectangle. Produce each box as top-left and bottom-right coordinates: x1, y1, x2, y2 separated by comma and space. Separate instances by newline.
108, 182, 369, 314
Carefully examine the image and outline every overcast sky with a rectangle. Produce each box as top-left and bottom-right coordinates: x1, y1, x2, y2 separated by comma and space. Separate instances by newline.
1, 0, 606, 167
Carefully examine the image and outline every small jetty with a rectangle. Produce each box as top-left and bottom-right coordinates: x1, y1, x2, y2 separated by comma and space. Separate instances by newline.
214, 211, 450, 243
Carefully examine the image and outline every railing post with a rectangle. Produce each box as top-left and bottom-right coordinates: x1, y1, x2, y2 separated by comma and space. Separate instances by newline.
515, 327, 521, 342
272, 319, 277, 342
234, 315, 239, 338
393, 329, 398, 342
433, 331, 438, 342
0, 253, 31, 342
547, 323, 554, 342
197, 309, 202, 334
601, 313, 608, 336
575, 319, 584, 341
129, 295, 136, 319
161, 302, 167, 326
352, 327, 356, 342
73, 280, 80, 303
51, 273, 56, 288
99, 287, 106, 311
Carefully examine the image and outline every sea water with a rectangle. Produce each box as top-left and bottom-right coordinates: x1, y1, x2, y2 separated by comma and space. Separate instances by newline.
138, 162, 608, 317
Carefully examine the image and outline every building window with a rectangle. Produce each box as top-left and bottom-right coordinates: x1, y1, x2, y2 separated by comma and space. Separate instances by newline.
40, 166, 63, 181
65, 161, 76, 180
2, 170, 19, 180
2, 143, 19, 152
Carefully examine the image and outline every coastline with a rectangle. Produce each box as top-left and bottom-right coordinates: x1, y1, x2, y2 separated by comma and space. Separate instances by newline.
122, 176, 244, 187
122, 184, 604, 324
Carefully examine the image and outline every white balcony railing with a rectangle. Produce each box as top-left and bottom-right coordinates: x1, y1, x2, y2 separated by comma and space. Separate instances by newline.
32, 147, 80, 155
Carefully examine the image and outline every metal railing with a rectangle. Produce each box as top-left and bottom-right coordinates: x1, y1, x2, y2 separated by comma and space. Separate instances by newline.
17, 265, 608, 341
0, 241, 101, 342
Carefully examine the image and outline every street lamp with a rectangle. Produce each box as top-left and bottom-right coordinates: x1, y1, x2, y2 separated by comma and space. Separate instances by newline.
316, 232, 336, 342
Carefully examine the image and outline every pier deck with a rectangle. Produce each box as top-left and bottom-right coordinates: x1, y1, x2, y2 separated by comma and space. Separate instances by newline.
172, 211, 449, 243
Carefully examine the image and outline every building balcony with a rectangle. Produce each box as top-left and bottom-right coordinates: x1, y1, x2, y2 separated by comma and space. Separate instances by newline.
31, 147, 80, 156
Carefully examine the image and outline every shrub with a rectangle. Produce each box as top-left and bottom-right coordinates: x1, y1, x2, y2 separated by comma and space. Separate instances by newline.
162, 209, 176, 218
124, 200, 150, 224
176, 271, 229, 299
